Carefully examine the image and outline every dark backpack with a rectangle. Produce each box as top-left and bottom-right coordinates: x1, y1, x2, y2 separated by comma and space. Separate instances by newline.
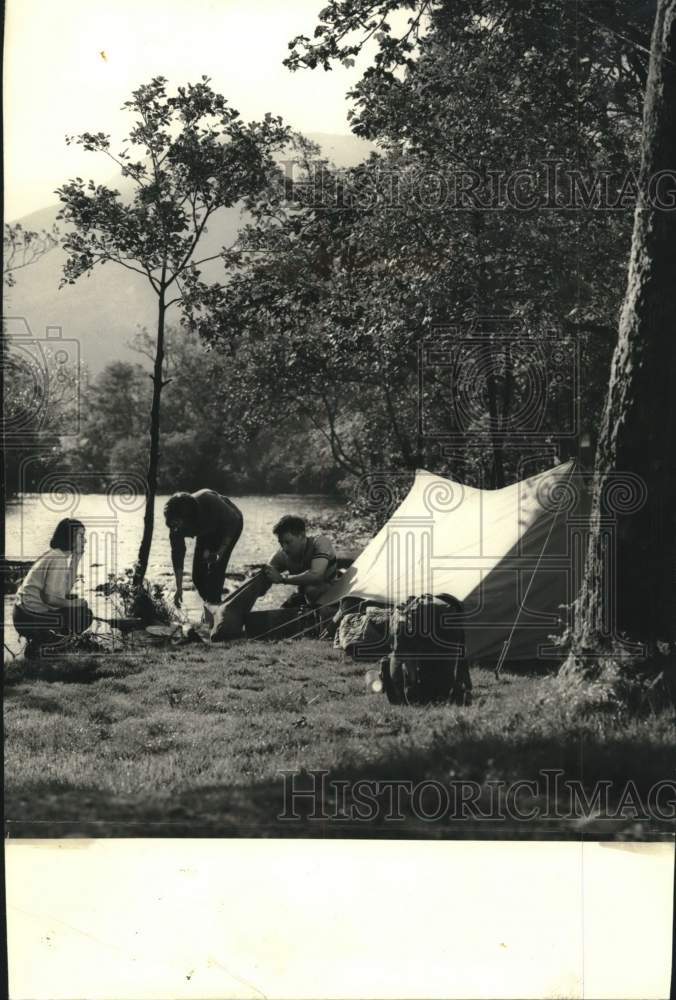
380, 593, 471, 706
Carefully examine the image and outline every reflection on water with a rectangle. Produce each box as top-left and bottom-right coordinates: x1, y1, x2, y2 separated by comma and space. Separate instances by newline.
5, 492, 342, 651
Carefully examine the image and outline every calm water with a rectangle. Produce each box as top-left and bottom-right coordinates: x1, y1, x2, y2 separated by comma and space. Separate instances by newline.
5, 492, 342, 651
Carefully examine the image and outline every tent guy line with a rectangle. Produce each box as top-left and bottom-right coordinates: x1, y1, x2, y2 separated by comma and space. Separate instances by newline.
495, 460, 578, 678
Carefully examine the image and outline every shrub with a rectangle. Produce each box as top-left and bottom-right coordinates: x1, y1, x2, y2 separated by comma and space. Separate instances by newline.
107, 568, 174, 625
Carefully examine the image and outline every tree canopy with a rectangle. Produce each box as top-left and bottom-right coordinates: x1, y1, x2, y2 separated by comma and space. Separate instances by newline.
185, 2, 648, 489
56, 76, 291, 582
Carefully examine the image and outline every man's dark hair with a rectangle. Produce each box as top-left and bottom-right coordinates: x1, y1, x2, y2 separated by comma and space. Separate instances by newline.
273, 514, 306, 539
164, 493, 199, 530
50, 518, 85, 552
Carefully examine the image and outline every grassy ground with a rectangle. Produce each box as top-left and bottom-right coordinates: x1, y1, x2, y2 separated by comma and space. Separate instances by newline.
4, 635, 675, 838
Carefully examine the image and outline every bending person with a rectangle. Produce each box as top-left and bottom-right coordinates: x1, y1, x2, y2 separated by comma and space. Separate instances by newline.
264, 515, 338, 607
164, 490, 243, 608
13, 518, 92, 658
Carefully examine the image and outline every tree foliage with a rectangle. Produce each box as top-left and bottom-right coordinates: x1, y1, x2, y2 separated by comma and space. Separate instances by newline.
56, 76, 290, 582
58, 77, 289, 293
189, 3, 649, 490
63, 326, 342, 494
3, 223, 60, 287
3, 340, 81, 496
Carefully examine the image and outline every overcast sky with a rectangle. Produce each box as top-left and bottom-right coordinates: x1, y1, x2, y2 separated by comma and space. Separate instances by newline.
4, 0, 378, 220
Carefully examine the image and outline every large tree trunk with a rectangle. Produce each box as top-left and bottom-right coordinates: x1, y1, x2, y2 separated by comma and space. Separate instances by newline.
565, 0, 676, 668
134, 289, 167, 587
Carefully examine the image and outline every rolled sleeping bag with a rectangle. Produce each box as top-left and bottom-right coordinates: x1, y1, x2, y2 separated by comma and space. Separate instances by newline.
210, 570, 272, 642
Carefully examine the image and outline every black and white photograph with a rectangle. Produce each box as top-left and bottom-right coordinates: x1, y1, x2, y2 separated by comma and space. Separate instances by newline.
3, 0, 676, 995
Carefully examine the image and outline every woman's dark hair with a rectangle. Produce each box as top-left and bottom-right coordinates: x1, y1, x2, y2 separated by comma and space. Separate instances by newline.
50, 518, 85, 552
164, 493, 199, 530
273, 514, 306, 539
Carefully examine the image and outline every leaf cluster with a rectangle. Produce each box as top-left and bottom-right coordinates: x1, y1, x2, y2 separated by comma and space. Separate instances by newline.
57, 77, 290, 302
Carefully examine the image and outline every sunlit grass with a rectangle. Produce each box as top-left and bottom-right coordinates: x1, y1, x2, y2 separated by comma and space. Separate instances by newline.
4, 637, 674, 837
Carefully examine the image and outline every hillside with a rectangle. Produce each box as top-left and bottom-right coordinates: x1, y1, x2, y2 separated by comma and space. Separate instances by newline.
6, 133, 374, 375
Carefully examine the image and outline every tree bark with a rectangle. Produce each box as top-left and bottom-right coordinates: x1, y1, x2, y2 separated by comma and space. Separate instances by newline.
134, 288, 167, 587
566, 0, 676, 666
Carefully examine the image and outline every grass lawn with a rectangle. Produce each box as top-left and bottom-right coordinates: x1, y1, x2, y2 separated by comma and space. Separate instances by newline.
4, 636, 675, 838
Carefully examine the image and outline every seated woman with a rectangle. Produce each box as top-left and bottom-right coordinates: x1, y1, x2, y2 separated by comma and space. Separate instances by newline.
13, 517, 92, 658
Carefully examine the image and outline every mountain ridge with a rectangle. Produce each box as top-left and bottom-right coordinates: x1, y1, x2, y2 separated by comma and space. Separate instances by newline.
6, 133, 374, 374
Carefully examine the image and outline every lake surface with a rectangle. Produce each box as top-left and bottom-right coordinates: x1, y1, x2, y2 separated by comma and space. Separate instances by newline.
5, 492, 343, 652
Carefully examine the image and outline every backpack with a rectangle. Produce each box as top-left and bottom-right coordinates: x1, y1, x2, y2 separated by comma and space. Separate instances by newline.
380, 593, 471, 706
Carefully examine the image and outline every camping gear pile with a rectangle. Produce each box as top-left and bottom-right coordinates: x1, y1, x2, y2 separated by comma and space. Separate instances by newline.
334, 606, 391, 659
333, 595, 470, 706
321, 461, 584, 666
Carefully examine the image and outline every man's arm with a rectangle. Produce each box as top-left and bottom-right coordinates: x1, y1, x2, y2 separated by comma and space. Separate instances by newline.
278, 557, 329, 587
280, 534, 336, 585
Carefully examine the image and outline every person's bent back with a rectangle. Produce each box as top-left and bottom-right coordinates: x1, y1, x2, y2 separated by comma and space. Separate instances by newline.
164, 490, 243, 610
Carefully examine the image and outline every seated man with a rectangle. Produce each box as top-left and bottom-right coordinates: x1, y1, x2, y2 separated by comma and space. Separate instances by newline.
164, 490, 243, 609
264, 515, 338, 607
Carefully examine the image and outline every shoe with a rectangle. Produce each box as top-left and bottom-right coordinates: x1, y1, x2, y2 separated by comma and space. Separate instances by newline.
171, 626, 207, 646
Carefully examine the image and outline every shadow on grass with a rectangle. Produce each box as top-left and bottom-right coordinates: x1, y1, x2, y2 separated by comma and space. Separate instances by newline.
6, 726, 674, 840
4, 654, 145, 687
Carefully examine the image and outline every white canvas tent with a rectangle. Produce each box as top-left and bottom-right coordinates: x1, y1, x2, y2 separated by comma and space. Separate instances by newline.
322, 461, 588, 663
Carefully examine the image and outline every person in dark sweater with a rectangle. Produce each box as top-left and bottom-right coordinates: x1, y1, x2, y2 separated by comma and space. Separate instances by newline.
164, 490, 243, 607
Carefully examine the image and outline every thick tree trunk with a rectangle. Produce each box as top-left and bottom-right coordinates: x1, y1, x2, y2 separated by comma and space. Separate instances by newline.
134, 289, 167, 587
565, 0, 676, 667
